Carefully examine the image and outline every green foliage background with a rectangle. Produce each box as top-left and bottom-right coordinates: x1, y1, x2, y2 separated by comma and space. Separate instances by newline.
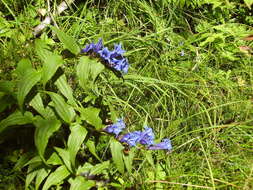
0, 0, 253, 189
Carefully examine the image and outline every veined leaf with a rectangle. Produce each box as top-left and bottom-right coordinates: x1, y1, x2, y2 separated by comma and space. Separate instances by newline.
51, 26, 80, 55
69, 177, 95, 190
0, 80, 15, 93
110, 139, 125, 174
15, 58, 33, 77
86, 140, 102, 162
90, 161, 110, 175
55, 74, 76, 106
244, 0, 253, 8
34, 117, 61, 161
80, 107, 103, 129
25, 161, 44, 190
54, 147, 72, 173
42, 165, 70, 190
47, 92, 76, 123
67, 124, 87, 169
0, 111, 33, 134
123, 149, 135, 173
77, 56, 104, 91
30, 93, 54, 119
41, 52, 64, 87
35, 168, 50, 190
17, 70, 41, 110
47, 152, 63, 166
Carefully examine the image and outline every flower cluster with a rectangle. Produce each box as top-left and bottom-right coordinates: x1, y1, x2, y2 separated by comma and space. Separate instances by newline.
104, 119, 172, 151
81, 39, 129, 74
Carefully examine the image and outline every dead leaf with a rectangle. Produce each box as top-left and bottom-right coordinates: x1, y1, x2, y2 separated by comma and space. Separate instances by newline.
242, 35, 253, 41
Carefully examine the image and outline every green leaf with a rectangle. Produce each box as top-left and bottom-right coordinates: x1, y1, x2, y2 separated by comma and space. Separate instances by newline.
110, 139, 125, 174
55, 74, 76, 106
42, 165, 70, 190
13, 152, 34, 171
86, 140, 102, 162
47, 92, 76, 123
0, 81, 15, 93
25, 161, 43, 190
69, 177, 95, 190
123, 149, 135, 173
77, 56, 104, 90
30, 93, 55, 119
90, 161, 110, 175
67, 124, 87, 169
54, 147, 72, 173
51, 26, 80, 55
80, 107, 103, 129
34, 117, 61, 161
0, 111, 33, 134
244, 0, 253, 8
15, 58, 33, 77
35, 168, 50, 190
41, 52, 64, 87
17, 70, 41, 109
47, 152, 63, 166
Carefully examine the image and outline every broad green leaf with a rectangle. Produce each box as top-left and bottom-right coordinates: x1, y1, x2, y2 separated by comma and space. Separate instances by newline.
90, 161, 110, 175
123, 149, 135, 173
15, 58, 33, 77
244, 0, 253, 8
69, 177, 95, 190
80, 107, 103, 129
67, 124, 87, 169
42, 165, 70, 190
0, 81, 15, 93
25, 161, 43, 190
76, 162, 93, 175
77, 56, 104, 90
86, 140, 102, 162
47, 92, 76, 123
110, 139, 125, 174
34, 117, 61, 161
51, 26, 80, 55
17, 70, 41, 109
35, 39, 51, 61
0, 111, 33, 134
55, 74, 76, 106
47, 152, 63, 166
30, 93, 55, 119
35, 168, 50, 190
41, 52, 64, 87
54, 147, 72, 172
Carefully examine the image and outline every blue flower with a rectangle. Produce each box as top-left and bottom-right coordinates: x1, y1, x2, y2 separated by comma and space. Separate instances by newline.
110, 57, 129, 74
148, 138, 172, 151
113, 43, 126, 55
81, 38, 103, 54
81, 42, 95, 53
120, 131, 142, 147
104, 118, 126, 137
139, 127, 155, 146
98, 47, 112, 62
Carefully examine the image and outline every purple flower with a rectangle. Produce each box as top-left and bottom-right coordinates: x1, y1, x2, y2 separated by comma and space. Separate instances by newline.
98, 47, 112, 62
139, 127, 155, 146
148, 138, 172, 151
120, 131, 142, 147
81, 38, 103, 54
113, 43, 126, 55
81, 43, 95, 53
110, 58, 129, 74
104, 118, 126, 137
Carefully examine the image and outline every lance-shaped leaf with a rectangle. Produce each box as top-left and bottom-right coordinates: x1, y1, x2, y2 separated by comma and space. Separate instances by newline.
34, 117, 61, 161
69, 177, 95, 190
17, 70, 41, 110
51, 26, 80, 55
110, 139, 125, 174
77, 56, 104, 91
42, 165, 70, 190
79, 107, 103, 130
67, 124, 87, 170
47, 92, 76, 123
0, 111, 33, 134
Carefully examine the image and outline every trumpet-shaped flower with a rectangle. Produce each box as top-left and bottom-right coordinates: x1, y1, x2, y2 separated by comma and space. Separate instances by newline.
104, 118, 126, 137
148, 138, 172, 151
139, 127, 155, 146
120, 131, 142, 147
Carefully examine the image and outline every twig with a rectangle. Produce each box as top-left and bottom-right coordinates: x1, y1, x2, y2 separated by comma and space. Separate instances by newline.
33, 0, 75, 36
